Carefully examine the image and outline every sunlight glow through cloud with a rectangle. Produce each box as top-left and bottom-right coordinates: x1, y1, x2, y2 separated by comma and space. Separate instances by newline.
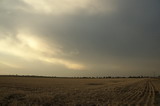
22, 0, 115, 14
0, 61, 23, 69
0, 31, 85, 70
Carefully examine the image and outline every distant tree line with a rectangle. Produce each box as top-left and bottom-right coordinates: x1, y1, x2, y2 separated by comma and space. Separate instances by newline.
0, 75, 57, 78
0, 75, 160, 79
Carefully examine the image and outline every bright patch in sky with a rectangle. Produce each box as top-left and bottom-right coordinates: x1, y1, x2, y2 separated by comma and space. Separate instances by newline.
22, 0, 114, 14
0, 61, 22, 69
0, 30, 85, 70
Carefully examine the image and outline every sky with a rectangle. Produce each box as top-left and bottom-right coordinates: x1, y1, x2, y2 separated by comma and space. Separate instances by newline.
0, 0, 160, 77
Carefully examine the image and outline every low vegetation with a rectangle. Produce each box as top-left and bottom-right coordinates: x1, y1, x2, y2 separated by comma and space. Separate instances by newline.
0, 77, 160, 106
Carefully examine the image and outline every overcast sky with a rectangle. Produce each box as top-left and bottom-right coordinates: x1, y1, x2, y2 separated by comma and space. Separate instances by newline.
0, 0, 160, 77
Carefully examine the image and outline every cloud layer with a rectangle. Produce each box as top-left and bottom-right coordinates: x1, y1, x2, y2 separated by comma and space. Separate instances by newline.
0, 30, 85, 70
0, 0, 160, 76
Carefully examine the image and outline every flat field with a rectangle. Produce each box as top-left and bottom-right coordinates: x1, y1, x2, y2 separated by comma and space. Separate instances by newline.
0, 77, 160, 106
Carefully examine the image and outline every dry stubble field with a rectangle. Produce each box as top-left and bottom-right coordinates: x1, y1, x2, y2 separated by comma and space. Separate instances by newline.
0, 77, 160, 106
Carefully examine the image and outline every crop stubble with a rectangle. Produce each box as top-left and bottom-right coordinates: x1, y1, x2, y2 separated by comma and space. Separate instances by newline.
0, 77, 160, 106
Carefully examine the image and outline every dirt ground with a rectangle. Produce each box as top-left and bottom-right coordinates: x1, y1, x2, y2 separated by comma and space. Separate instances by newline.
0, 77, 160, 106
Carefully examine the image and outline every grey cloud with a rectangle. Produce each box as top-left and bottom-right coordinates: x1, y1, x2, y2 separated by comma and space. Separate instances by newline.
0, 0, 160, 76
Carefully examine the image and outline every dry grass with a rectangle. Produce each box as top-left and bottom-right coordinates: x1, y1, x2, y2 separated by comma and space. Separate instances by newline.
0, 77, 160, 106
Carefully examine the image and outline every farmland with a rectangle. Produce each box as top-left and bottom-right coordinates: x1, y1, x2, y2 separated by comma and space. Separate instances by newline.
0, 77, 160, 106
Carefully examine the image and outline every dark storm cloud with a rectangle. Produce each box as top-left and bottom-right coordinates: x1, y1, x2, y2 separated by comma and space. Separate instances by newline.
23, 0, 160, 58
0, 0, 160, 76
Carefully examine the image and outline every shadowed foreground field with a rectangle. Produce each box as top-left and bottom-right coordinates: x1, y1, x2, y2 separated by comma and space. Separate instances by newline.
0, 77, 160, 106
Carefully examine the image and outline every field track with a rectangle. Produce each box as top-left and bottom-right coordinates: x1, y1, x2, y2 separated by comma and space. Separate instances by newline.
0, 77, 160, 106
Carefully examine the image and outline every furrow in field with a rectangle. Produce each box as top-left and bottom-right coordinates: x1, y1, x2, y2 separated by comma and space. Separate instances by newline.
151, 79, 160, 106
109, 80, 145, 105
125, 80, 145, 105
125, 81, 146, 105
135, 80, 155, 105
147, 81, 155, 105
145, 81, 153, 105
126, 86, 144, 104
137, 80, 149, 105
